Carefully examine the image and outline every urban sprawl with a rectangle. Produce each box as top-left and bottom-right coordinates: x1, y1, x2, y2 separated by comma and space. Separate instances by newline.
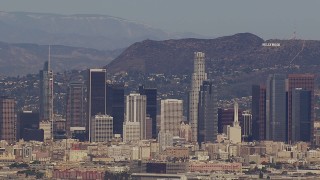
0, 51, 319, 180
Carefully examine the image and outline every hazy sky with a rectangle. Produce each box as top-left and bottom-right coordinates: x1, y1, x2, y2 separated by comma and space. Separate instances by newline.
1, 0, 320, 40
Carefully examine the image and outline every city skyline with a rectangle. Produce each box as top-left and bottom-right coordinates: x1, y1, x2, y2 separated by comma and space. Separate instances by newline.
1, 1, 320, 179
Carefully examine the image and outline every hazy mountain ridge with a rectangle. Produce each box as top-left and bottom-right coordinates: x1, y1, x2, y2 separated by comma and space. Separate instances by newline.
106, 33, 320, 97
0, 11, 207, 50
107, 33, 265, 74
107, 33, 320, 74
0, 41, 121, 76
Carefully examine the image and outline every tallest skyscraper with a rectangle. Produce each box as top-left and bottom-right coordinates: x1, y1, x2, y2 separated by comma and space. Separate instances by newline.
39, 46, 53, 140
39, 46, 53, 122
189, 52, 207, 142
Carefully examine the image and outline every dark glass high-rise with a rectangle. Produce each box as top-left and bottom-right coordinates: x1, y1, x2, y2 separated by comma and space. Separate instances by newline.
106, 83, 124, 135
87, 69, 106, 141
198, 80, 218, 143
139, 85, 157, 138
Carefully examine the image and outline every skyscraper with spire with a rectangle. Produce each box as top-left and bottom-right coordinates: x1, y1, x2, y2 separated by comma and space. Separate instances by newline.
227, 102, 242, 144
189, 52, 207, 142
39, 46, 54, 140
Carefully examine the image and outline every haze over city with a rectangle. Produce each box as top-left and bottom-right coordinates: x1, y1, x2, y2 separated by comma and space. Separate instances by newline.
1, 0, 320, 40
1, 1, 320, 179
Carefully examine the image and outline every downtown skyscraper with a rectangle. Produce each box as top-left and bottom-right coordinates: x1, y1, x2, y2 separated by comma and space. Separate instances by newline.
266, 74, 286, 142
160, 99, 183, 137
189, 52, 207, 142
106, 83, 125, 135
287, 74, 315, 143
0, 97, 17, 143
39, 46, 53, 122
251, 85, 266, 140
198, 80, 218, 143
66, 82, 86, 137
87, 69, 107, 142
123, 93, 147, 142
291, 88, 312, 142
139, 85, 157, 138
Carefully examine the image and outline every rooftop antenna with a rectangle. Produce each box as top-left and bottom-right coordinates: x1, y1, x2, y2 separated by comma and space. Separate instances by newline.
233, 101, 239, 127
292, 31, 297, 40
290, 20, 297, 40
48, 45, 51, 71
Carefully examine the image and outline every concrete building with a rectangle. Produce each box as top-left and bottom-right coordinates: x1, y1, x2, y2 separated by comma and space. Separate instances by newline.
145, 116, 153, 139
314, 122, 320, 146
90, 114, 113, 143
227, 102, 241, 144
158, 131, 173, 151
66, 82, 86, 137
164, 147, 189, 159
39, 121, 52, 141
160, 99, 183, 137
179, 122, 192, 142
189, 52, 207, 142
123, 121, 140, 143
188, 162, 242, 173
123, 93, 147, 140
0, 97, 17, 143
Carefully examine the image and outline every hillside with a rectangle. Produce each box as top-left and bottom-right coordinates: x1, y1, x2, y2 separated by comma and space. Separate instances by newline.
0, 11, 206, 50
0, 41, 120, 76
107, 33, 266, 74
107, 33, 320, 97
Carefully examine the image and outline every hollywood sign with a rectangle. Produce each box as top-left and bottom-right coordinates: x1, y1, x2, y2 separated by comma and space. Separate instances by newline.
262, 43, 281, 47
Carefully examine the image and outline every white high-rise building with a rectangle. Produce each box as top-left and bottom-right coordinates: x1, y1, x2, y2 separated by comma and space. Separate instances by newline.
158, 131, 173, 152
123, 93, 147, 141
189, 52, 207, 142
39, 121, 52, 141
227, 102, 242, 144
90, 114, 113, 143
123, 121, 140, 142
180, 122, 192, 142
161, 99, 183, 136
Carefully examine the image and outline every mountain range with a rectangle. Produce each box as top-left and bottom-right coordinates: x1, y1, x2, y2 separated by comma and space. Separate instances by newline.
108, 33, 320, 74
2, 31, 320, 96
0, 41, 120, 76
107, 33, 320, 97
0, 11, 207, 50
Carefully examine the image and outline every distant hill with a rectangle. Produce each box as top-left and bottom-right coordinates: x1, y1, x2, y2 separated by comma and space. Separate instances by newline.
107, 33, 265, 74
0, 11, 207, 50
0, 41, 120, 76
107, 33, 320, 97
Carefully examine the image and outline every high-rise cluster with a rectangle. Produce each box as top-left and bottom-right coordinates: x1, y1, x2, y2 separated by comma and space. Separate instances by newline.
188, 52, 218, 144
252, 74, 315, 143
